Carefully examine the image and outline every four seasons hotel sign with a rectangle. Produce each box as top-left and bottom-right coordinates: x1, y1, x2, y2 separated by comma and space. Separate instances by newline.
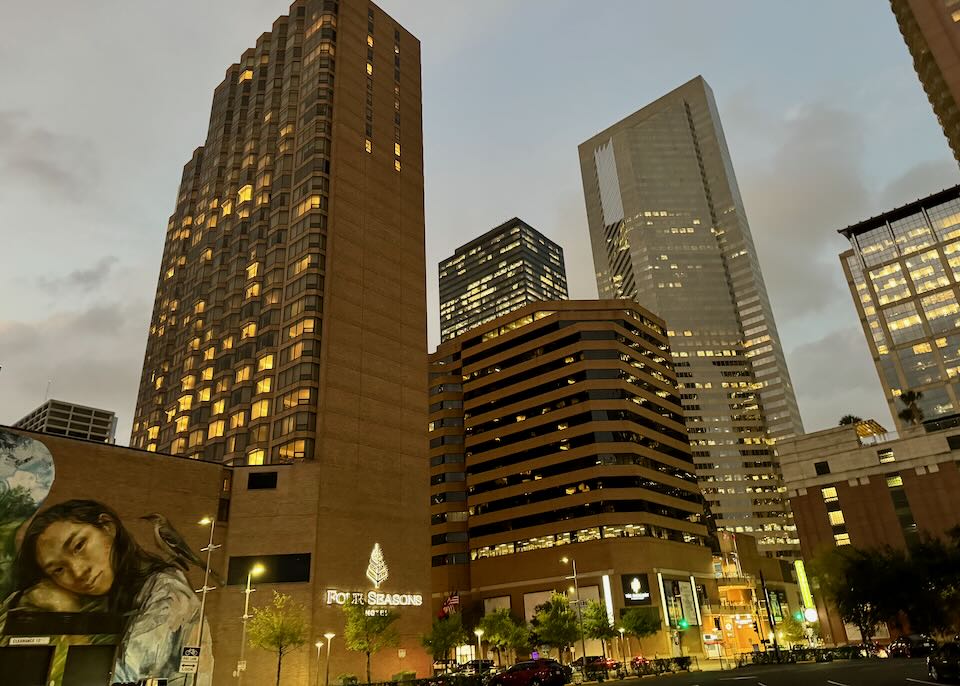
325, 543, 424, 611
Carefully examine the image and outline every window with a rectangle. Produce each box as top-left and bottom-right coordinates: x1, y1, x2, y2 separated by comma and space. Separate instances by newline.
256, 377, 273, 395
365, 139, 372, 153
248, 471, 278, 490
821, 487, 838, 503
208, 420, 225, 439
814, 461, 830, 476
247, 448, 265, 466
828, 510, 845, 526
238, 185, 253, 204
175, 416, 189, 433
236, 366, 252, 383
201, 367, 213, 381
886, 474, 904, 488
178, 395, 193, 412
230, 411, 247, 429
878, 448, 895, 464
226, 553, 311, 585
288, 318, 317, 339
198, 387, 211, 402
251, 399, 271, 420
834, 533, 851, 546
258, 354, 274, 372
241, 322, 257, 339
213, 399, 226, 415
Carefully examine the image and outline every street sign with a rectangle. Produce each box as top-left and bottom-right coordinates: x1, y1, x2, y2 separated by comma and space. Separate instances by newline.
238, 660, 247, 671
179, 646, 200, 674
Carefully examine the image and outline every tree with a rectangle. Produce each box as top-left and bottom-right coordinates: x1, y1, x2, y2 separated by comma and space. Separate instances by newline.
619, 607, 660, 656
838, 415, 862, 426
530, 593, 580, 662
503, 618, 531, 664
897, 390, 924, 426
478, 608, 529, 666
776, 615, 808, 646
343, 598, 400, 683
582, 601, 617, 658
811, 547, 887, 642
247, 591, 309, 686
421, 613, 468, 670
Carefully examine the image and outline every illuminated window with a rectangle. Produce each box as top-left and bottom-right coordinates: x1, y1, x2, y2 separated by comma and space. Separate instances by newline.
886, 475, 904, 488
365, 139, 372, 154
146, 443, 157, 453
147, 425, 160, 440
175, 416, 189, 433
288, 318, 317, 339
245, 283, 261, 299
248, 449, 266, 466
246, 262, 260, 279
172, 438, 187, 454
236, 366, 252, 383
828, 511, 845, 526
252, 399, 271, 419
181, 376, 196, 391
241, 322, 257, 339
230, 411, 248, 429
189, 430, 204, 448
238, 185, 253, 204
203, 347, 215, 361
154, 376, 164, 390
215, 377, 231, 394
221, 199, 233, 216
821, 487, 838, 503
213, 399, 226, 415
834, 533, 851, 546
395, 160, 401, 172
201, 367, 213, 381
198, 387, 211, 402
256, 377, 273, 394
258, 354, 274, 372
178, 395, 193, 412
238, 69, 253, 83
367, 63, 373, 75
208, 420, 225, 439
222, 336, 234, 350
395, 143, 401, 157
367, 35, 374, 47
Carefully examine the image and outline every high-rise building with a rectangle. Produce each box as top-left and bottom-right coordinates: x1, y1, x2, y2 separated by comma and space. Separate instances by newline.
891, 0, 960, 164
430, 300, 718, 655
438, 218, 567, 342
839, 184, 960, 431
14, 399, 117, 443
578, 76, 804, 557
124, 3, 432, 681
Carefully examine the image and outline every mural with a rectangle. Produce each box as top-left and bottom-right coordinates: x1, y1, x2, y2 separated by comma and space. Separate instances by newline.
0, 429, 212, 685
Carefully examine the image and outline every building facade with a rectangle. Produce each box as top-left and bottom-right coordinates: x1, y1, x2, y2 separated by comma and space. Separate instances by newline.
891, 0, 960, 164
438, 218, 568, 342
779, 421, 960, 643
0, 427, 431, 686
578, 76, 803, 557
14, 399, 117, 443
130, 0, 426, 475
430, 300, 717, 657
839, 185, 960, 432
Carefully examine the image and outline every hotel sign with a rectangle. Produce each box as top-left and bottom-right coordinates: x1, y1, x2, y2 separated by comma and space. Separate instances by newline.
621, 574, 651, 605
326, 544, 423, 611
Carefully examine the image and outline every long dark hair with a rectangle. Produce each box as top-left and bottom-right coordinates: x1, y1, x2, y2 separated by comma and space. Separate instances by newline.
14, 499, 171, 613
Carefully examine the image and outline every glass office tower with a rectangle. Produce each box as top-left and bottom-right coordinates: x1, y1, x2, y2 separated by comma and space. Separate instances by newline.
578, 76, 804, 557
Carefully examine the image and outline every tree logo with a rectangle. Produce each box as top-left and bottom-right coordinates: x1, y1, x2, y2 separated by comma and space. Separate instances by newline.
366, 543, 389, 589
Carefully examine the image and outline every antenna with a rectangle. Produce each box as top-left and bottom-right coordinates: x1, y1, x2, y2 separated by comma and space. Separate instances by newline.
44, 380, 53, 402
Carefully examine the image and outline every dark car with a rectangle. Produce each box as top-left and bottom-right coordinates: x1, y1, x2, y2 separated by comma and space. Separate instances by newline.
929, 642, 960, 682
487, 659, 568, 686
571, 656, 620, 670
630, 655, 650, 671
453, 660, 496, 676
890, 634, 938, 658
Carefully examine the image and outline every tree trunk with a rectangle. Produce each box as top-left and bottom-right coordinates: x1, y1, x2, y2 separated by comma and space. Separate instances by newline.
276, 649, 283, 686
366, 651, 372, 684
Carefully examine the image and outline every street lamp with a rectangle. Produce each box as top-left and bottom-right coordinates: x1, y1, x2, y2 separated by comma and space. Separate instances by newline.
474, 628, 484, 661
315, 641, 324, 686
237, 563, 265, 686
561, 557, 588, 674
324, 632, 336, 686
617, 627, 626, 665
193, 516, 220, 686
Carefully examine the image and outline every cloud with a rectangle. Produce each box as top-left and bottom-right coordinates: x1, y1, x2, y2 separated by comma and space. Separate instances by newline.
0, 299, 150, 444
788, 326, 892, 432
36, 256, 120, 295
0, 110, 99, 202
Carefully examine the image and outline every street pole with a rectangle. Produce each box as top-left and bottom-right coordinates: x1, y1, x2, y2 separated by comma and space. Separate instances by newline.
315, 642, 324, 686
562, 557, 588, 675
758, 570, 780, 661
324, 632, 336, 686
193, 517, 220, 686
474, 629, 484, 662
238, 564, 264, 686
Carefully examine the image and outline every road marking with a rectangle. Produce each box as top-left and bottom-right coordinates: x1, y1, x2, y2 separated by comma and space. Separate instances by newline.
718, 679, 756, 682
758, 683, 768, 686
906, 679, 939, 686
827, 681, 852, 686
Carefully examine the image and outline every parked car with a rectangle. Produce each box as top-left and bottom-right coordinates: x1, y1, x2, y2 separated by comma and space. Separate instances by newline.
487, 659, 568, 686
570, 656, 620, 671
453, 660, 496, 676
929, 642, 960, 682
857, 641, 889, 658
890, 635, 938, 658
630, 656, 650, 672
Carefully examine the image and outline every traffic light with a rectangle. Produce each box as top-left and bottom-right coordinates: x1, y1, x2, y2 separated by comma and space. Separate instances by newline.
793, 610, 804, 622
677, 617, 689, 631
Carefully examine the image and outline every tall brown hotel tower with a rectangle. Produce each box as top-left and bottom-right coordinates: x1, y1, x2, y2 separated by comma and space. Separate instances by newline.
126, 4, 432, 680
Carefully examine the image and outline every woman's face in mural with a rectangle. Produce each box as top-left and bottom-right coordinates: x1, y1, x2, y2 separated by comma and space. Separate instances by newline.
34, 516, 116, 596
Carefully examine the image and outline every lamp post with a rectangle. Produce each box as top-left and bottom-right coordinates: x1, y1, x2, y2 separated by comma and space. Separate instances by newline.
324, 632, 336, 686
561, 557, 588, 674
237, 563, 265, 686
315, 641, 324, 686
617, 627, 626, 665
474, 628, 484, 661
193, 517, 220, 686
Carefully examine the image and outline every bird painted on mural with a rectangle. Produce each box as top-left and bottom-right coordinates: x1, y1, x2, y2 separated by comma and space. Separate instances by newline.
141, 513, 224, 585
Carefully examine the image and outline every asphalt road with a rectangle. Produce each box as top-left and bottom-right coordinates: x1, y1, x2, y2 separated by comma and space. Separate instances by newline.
601, 658, 938, 686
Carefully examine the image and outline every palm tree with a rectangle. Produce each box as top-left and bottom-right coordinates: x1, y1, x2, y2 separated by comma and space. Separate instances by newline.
897, 390, 924, 426
838, 415, 862, 426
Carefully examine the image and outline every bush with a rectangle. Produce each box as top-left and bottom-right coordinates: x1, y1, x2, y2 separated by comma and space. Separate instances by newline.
338, 674, 359, 686
673, 656, 692, 671
392, 672, 417, 682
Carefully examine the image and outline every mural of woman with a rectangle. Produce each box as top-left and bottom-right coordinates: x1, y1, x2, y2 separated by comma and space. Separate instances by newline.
12, 499, 212, 685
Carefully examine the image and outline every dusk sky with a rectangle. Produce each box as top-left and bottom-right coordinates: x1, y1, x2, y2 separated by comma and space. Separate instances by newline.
2, 0, 958, 443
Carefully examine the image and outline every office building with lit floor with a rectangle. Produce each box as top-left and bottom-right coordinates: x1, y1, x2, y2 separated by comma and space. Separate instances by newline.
839, 184, 960, 431
438, 218, 568, 342
430, 299, 720, 658
114, 1, 431, 683
578, 77, 803, 557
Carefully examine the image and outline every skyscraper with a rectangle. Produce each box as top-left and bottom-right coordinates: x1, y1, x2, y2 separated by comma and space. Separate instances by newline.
130, 0, 427, 473
578, 76, 804, 557
891, 0, 960, 164
438, 218, 567, 342
839, 184, 960, 431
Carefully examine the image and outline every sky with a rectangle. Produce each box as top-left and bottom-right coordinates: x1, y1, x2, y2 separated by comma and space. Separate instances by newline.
1, 1, 958, 444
